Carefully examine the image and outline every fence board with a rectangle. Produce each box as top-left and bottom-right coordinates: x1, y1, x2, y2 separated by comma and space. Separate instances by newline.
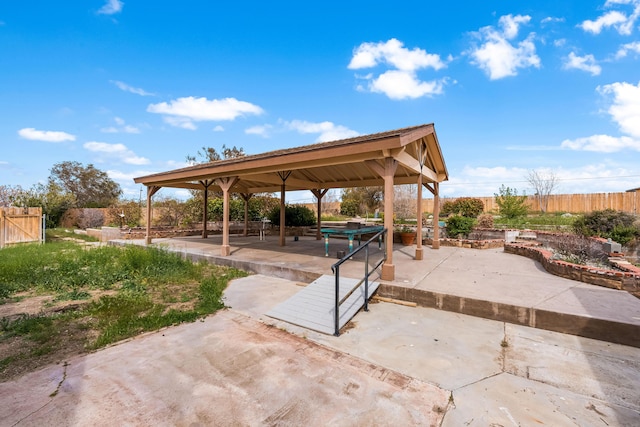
305, 191, 640, 216
0, 207, 43, 248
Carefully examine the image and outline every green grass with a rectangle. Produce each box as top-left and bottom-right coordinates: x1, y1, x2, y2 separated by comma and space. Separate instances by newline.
0, 241, 248, 377
46, 228, 99, 242
493, 212, 579, 230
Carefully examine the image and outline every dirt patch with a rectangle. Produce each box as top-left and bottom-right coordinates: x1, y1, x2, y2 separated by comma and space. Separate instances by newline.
0, 316, 96, 382
0, 290, 116, 320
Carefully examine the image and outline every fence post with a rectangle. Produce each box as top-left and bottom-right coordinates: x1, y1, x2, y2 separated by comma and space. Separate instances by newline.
0, 210, 5, 249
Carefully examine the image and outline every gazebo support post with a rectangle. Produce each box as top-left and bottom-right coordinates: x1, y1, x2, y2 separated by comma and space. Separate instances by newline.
415, 174, 424, 260
277, 171, 292, 247
199, 180, 213, 238
365, 158, 398, 281
311, 189, 328, 240
241, 193, 252, 237
215, 177, 239, 256
423, 182, 441, 249
432, 182, 440, 249
144, 185, 161, 245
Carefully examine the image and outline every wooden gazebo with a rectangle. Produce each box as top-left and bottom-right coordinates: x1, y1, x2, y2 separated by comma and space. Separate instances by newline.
134, 123, 448, 281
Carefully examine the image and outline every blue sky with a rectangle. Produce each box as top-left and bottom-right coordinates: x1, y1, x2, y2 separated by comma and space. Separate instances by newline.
2, 0, 640, 202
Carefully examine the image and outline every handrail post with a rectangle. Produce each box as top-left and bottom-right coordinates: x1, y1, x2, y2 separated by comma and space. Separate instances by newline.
364, 245, 369, 312
334, 264, 340, 336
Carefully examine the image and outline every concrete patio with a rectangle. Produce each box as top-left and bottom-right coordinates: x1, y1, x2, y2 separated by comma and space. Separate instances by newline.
2, 233, 639, 425
113, 233, 640, 347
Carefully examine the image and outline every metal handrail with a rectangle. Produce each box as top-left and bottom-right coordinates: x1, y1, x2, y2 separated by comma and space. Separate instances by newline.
330, 228, 387, 336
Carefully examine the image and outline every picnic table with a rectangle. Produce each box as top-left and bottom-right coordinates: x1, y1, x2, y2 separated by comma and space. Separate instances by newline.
320, 225, 384, 257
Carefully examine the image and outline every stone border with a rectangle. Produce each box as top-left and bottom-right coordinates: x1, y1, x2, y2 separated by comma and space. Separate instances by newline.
423, 237, 504, 249
505, 242, 639, 293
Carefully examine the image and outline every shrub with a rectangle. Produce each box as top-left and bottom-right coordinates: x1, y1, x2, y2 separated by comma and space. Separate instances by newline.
494, 185, 528, 219
573, 209, 640, 245
440, 198, 484, 218
446, 215, 476, 238
476, 214, 494, 229
339, 199, 359, 217
267, 204, 317, 227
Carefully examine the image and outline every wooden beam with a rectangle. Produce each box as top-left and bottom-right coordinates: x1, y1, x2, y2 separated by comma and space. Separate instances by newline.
311, 189, 328, 240
432, 182, 440, 250
214, 177, 239, 256
277, 171, 291, 247
199, 179, 214, 238
381, 158, 397, 281
145, 186, 161, 244
394, 150, 439, 182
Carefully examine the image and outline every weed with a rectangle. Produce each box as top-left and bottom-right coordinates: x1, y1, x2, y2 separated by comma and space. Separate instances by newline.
0, 241, 248, 381
501, 338, 509, 348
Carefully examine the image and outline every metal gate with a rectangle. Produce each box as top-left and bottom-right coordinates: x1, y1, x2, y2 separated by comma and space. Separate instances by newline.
0, 207, 44, 248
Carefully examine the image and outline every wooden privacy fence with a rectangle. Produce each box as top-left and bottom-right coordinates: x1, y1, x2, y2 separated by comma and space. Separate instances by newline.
433, 192, 640, 215
306, 191, 640, 215
0, 207, 44, 248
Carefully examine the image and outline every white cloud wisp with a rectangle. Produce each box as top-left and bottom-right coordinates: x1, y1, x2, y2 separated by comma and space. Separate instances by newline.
562, 52, 602, 75
111, 80, 154, 96
18, 128, 76, 142
147, 96, 264, 130
98, 0, 124, 15
284, 120, 359, 142
84, 141, 150, 165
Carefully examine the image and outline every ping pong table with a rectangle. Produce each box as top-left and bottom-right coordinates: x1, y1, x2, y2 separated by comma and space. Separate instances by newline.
320, 225, 384, 257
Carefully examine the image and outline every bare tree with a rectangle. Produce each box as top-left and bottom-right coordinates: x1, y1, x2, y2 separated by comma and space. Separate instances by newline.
526, 170, 559, 213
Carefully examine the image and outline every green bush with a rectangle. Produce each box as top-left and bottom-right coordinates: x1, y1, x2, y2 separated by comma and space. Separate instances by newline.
339, 199, 359, 217
494, 185, 529, 219
446, 215, 476, 238
572, 209, 639, 245
440, 197, 484, 218
267, 204, 317, 227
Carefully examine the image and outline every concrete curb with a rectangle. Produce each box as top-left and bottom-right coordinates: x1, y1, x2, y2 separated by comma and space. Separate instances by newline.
377, 284, 640, 348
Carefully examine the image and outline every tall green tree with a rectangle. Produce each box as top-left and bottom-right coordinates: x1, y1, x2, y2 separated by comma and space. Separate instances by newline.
186, 144, 245, 164
340, 187, 383, 217
11, 182, 76, 228
49, 161, 121, 208
494, 185, 529, 219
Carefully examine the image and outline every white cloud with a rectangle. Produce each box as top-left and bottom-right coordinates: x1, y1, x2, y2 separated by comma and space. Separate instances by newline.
100, 117, 140, 134
284, 120, 359, 142
580, 0, 640, 35
598, 80, 640, 138
147, 96, 264, 130
469, 14, 540, 80
541, 16, 565, 25
18, 128, 76, 142
245, 124, 273, 138
348, 38, 446, 72
553, 38, 567, 47
84, 141, 150, 165
111, 80, 154, 96
441, 163, 640, 197
348, 38, 448, 100
560, 80, 640, 152
580, 11, 628, 33
98, 0, 124, 15
562, 52, 602, 75
213, 125, 224, 132
615, 41, 640, 58
369, 71, 447, 100
560, 134, 640, 151
162, 116, 197, 130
